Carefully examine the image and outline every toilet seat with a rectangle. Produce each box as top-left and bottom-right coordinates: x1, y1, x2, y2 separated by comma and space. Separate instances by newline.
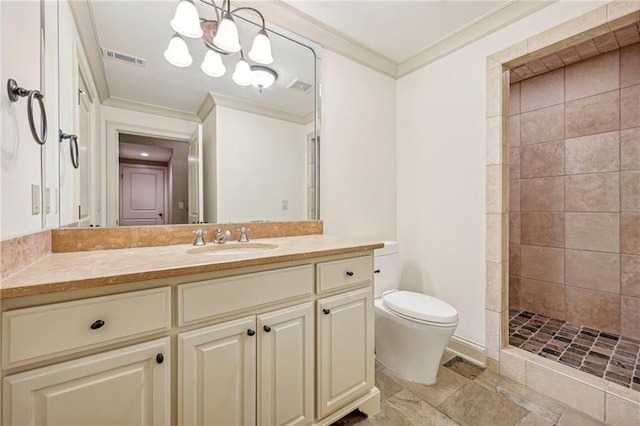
382, 290, 458, 325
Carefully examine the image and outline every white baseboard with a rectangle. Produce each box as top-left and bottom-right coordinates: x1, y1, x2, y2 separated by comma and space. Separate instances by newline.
446, 335, 486, 367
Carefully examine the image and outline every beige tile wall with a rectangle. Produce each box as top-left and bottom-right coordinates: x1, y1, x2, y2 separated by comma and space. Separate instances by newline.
508, 43, 640, 339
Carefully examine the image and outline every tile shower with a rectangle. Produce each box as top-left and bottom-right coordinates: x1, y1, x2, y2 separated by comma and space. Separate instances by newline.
508, 40, 640, 390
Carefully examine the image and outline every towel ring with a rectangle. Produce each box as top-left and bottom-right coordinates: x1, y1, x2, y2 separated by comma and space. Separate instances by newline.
59, 130, 79, 169
7, 79, 48, 145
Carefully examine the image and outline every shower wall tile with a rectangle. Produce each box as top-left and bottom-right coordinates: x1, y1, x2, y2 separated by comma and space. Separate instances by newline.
621, 127, 640, 171
565, 91, 620, 138
565, 249, 620, 293
519, 278, 566, 319
621, 255, 640, 297
510, 179, 520, 212
510, 83, 521, 115
565, 131, 620, 175
621, 84, 640, 129
509, 276, 521, 308
520, 68, 564, 112
510, 244, 521, 278
565, 50, 619, 101
620, 43, 640, 88
509, 148, 520, 179
565, 287, 621, 333
520, 245, 564, 284
509, 212, 520, 244
520, 177, 564, 212
565, 212, 620, 252
620, 213, 640, 254
520, 105, 564, 144
520, 140, 564, 178
565, 173, 619, 212
621, 296, 640, 340
509, 115, 521, 148
520, 212, 565, 248
621, 171, 640, 211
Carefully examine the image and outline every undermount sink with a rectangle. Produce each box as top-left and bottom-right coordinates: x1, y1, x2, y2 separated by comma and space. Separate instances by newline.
187, 242, 279, 256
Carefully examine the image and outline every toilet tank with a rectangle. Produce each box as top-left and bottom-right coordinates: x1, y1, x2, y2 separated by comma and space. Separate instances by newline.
374, 241, 399, 298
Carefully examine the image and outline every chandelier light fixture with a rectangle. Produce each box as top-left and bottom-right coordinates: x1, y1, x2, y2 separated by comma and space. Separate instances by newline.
165, 0, 278, 91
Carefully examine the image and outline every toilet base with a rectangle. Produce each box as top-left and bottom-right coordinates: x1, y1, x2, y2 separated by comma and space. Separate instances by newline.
374, 299, 457, 385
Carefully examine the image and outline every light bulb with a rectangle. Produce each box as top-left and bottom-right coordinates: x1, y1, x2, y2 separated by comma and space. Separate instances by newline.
232, 58, 252, 86
248, 29, 273, 65
170, 0, 203, 38
164, 33, 192, 67
251, 66, 277, 91
213, 13, 241, 53
201, 50, 226, 77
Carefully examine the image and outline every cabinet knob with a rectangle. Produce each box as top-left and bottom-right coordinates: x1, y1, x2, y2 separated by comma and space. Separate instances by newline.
263, 325, 271, 333
90, 319, 105, 330
156, 353, 164, 364
374, 269, 381, 274
323, 308, 331, 315
346, 271, 354, 277
247, 329, 256, 336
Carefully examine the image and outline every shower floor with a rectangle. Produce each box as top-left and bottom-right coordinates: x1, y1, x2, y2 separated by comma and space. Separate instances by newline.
508, 308, 640, 391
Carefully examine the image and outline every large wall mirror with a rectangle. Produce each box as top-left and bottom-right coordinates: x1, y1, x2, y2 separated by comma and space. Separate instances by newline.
58, 0, 319, 228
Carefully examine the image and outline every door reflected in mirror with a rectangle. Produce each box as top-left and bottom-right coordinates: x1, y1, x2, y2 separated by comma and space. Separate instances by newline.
57, 0, 319, 228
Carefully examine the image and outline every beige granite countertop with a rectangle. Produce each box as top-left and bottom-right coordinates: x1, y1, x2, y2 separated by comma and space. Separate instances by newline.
0, 235, 383, 299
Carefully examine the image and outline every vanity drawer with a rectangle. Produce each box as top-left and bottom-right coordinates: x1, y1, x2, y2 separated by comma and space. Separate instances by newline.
2, 287, 171, 368
316, 256, 373, 293
178, 265, 313, 326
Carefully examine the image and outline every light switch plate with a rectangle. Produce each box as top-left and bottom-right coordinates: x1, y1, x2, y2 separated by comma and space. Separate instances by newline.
281, 200, 288, 210
31, 184, 41, 215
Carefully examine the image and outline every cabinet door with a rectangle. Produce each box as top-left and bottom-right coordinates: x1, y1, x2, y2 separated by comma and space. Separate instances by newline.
258, 303, 314, 426
178, 316, 256, 426
3, 337, 170, 426
317, 287, 374, 419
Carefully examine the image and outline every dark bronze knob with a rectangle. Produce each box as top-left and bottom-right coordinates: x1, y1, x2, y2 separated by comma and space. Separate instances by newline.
156, 353, 164, 364
374, 269, 381, 273
263, 325, 271, 333
90, 319, 105, 330
247, 329, 256, 336
323, 309, 331, 315
346, 271, 354, 276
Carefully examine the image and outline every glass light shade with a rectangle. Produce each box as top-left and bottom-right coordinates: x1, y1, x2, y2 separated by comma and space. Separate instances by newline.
251, 66, 277, 90
232, 59, 252, 86
164, 33, 192, 67
213, 13, 241, 52
248, 29, 273, 65
170, 0, 203, 38
201, 50, 226, 77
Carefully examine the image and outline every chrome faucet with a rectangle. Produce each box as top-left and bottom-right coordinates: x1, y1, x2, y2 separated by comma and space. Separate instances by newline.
237, 227, 250, 242
192, 229, 207, 246
214, 229, 231, 244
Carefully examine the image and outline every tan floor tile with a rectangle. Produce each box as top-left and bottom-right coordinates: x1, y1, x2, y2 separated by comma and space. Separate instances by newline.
517, 412, 555, 426
375, 370, 403, 401
438, 382, 529, 426
385, 366, 469, 407
387, 389, 459, 426
557, 408, 607, 426
358, 401, 414, 426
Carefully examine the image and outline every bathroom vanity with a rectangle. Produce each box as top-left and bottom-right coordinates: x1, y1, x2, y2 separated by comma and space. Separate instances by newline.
0, 234, 382, 426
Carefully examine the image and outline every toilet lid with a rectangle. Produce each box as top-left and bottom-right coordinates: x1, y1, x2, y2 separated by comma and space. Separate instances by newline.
382, 291, 458, 324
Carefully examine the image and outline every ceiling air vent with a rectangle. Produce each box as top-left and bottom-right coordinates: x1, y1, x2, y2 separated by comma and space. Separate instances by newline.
287, 78, 313, 93
101, 48, 146, 67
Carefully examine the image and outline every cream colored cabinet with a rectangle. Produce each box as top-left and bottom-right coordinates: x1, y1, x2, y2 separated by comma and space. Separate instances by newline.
3, 337, 171, 426
316, 287, 374, 419
179, 303, 314, 426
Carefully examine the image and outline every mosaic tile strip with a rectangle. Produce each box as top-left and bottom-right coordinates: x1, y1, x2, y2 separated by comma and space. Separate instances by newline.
509, 308, 640, 391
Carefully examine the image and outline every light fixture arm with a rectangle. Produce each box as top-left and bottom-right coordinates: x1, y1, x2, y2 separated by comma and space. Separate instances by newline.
228, 6, 266, 29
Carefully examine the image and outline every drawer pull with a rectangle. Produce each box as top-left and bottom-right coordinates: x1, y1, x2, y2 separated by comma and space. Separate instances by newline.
90, 319, 105, 330
323, 309, 331, 315
374, 269, 381, 273
263, 325, 271, 333
247, 329, 256, 336
346, 271, 354, 277
156, 353, 164, 364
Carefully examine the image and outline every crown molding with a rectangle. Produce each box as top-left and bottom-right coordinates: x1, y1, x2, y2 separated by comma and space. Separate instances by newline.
103, 97, 201, 123
211, 93, 311, 124
197, 93, 216, 122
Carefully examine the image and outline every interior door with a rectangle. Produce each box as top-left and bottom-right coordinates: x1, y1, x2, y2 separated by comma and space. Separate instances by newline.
119, 164, 167, 226
187, 125, 203, 224
76, 76, 92, 227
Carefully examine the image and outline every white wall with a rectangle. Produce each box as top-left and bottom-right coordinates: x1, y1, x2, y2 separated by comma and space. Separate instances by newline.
320, 51, 397, 240
216, 106, 307, 222
202, 107, 217, 224
0, 1, 43, 239
397, 1, 608, 346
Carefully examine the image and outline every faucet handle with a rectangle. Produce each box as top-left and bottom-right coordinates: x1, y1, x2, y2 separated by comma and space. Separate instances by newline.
192, 229, 207, 246
237, 227, 250, 242
193, 229, 207, 235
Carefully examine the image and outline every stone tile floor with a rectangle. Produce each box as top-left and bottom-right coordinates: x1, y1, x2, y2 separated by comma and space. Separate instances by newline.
332, 352, 609, 426
508, 308, 640, 391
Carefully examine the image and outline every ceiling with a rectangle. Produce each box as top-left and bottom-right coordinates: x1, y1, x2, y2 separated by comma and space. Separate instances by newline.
284, 0, 510, 64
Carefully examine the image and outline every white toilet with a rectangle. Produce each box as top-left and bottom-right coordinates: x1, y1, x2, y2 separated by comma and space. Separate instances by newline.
374, 242, 458, 385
